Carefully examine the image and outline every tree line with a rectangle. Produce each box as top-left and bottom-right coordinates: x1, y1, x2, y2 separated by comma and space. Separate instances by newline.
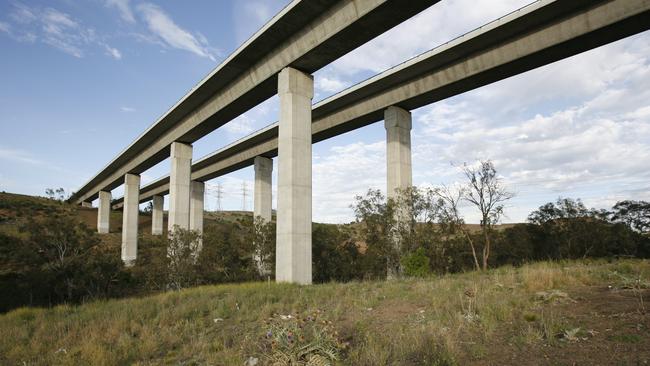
0, 162, 648, 312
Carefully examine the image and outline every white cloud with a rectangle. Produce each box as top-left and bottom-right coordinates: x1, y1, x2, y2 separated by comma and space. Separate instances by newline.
0, 147, 46, 166
105, 45, 122, 59
42, 8, 77, 30
1, 4, 122, 60
0, 21, 10, 33
232, 1, 276, 44
120, 106, 135, 112
220, 96, 278, 140
0, 146, 69, 174
105, 0, 135, 24
39, 8, 91, 58
224, 114, 254, 136
315, 75, 350, 96
313, 141, 386, 223
137, 3, 217, 61
9, 3, 37, 24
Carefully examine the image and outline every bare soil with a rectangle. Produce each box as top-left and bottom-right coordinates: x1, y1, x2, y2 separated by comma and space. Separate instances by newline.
464, 286, 649, 366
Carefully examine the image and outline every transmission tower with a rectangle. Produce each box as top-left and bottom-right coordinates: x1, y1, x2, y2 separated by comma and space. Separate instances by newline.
215, 182, 223, 212
241, 181, 248, 211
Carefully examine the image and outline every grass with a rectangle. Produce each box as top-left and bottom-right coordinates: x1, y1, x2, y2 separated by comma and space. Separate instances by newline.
1, 259, 648, 365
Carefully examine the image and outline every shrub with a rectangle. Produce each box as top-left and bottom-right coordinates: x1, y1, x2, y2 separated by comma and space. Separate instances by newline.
0, 215, 127, 310
312, 224, 361, 283
401, 247, 430, 277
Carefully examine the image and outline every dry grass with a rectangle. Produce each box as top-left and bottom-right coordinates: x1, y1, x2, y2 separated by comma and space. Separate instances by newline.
1, 259, 648, 365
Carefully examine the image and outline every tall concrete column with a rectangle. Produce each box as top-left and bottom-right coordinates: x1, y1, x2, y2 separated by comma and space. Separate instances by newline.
385, 106, 413, 199
97, 190, 111, 234
189, 181, 204, 253
276, 67, 313, 285
122, 173, 140, 266
152, 195, 164, 235
384, 106, 412, 278
254, 156, 273, 276
254, 156, 273, 222
168, 142, 192, 233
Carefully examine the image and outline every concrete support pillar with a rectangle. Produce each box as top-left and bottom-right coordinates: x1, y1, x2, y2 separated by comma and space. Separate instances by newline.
254, 156, 273, 222
254, 156, 273, 276
190, 181, 204, 253
276, 67, 313, 284
385, 106, 413, 199
97, 190, 111, 234
122, 173, 140, 266
384, 106, 412, 279
168, 142, 192, 233
151, 195, 164, 235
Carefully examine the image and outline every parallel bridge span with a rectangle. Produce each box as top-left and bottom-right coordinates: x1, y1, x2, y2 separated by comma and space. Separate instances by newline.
75, 0, 650, 283
69, 0, 438, 205
112, 0, 650, 209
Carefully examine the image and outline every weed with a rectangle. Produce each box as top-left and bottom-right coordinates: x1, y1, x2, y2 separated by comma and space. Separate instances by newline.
523, 313, 538, 322
608, 334, 642, 344
258, 310, 347, 365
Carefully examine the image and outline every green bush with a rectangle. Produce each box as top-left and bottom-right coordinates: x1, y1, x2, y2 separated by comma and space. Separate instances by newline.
401, 247, 430, 277
0, 215, 127, 311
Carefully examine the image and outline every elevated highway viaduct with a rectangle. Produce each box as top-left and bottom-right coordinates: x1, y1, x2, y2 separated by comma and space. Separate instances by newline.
74, 0, 650, 284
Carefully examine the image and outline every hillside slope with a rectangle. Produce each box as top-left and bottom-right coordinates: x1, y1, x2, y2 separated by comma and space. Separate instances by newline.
1, 260, 648, 365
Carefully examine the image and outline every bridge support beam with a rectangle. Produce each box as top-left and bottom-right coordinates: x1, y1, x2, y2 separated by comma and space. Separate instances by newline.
152, 195, 164, 235
97, 190, 111, 234
385, 106, 413, 198
190, 180, 204, 252
276, 67, 313, 284
122, 173, 140, 266
168, 142, 192, 233
81, 201, 93, 208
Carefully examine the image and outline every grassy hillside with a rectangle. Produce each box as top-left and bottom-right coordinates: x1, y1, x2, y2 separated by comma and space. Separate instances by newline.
1, 260, 648, 365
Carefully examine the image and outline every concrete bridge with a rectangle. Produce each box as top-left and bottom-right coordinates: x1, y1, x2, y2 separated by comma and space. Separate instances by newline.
70, 0, 650, 284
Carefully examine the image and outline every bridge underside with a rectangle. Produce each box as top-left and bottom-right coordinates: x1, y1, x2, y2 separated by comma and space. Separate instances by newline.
88, 0, 650, 283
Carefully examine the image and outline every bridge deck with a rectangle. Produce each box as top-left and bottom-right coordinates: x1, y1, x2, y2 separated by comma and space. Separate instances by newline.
112, 0, 650, 208
69, 0, 437, 204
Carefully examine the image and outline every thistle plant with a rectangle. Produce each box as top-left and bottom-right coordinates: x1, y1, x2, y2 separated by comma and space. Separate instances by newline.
259, 310, 348, 366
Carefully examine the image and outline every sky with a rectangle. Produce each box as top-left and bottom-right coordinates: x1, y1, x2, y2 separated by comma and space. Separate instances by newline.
1, 0, 649, 224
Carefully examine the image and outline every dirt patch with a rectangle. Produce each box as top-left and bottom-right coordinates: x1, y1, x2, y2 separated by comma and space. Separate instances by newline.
370, 298, 429, 323
463, 286, 649, 365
